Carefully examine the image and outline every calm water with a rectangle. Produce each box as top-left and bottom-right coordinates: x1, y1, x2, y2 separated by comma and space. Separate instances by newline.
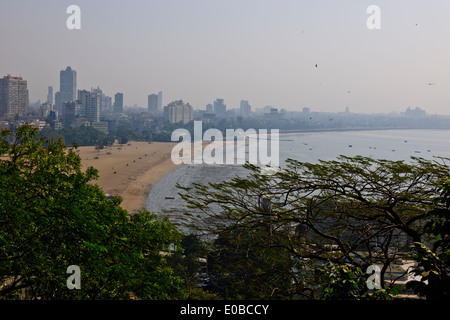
145, 129, 450, 217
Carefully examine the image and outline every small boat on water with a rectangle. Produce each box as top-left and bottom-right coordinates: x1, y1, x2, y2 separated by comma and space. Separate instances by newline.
165, 196, 175, 200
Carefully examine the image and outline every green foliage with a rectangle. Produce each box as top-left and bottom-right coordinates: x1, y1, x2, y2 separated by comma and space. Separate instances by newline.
320, 261, 400, 300
0, 125, 183, 299
320, 262, 368, 300
40, 125, 109, 147
407, 178, 450, 300
165, 234, 220, 300
206, 229, 295, 300
179, 155, 450, 299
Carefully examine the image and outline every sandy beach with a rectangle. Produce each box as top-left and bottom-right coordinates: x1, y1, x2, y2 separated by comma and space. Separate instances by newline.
78, 141, 180, 213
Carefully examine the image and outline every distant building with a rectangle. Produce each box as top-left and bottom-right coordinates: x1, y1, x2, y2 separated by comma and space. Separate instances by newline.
163, 100, 193, 124
0, 75, 28, 116
62, 101, 80, 127
148, 94, 158, 114
157, 91, 163, 113
38, 101, 53, 118
55, 91, 62, 112
47, 86, 53, 105
103, 95, 112, 112
264, 107, 283, 120
86, 93, 100, 123
214, 99, 226, 118
78, 90, 100, 122
405, 107, 426, 117
113, 92, 123, 113
58, 66, 77, 112
90, 121, 109, 135
206, 103, 214, 114
240, 100, 251, 118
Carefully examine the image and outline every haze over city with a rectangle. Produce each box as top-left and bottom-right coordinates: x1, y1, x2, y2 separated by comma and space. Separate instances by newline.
1, 0, 450, 114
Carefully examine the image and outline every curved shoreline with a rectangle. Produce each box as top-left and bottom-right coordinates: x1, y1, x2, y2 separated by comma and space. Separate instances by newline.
78, 140, 210, 213
78, 141, 180, 213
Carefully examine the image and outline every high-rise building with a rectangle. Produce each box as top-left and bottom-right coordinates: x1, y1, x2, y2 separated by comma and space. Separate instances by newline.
157, 91, 163, 113
148, 94, 158, 114
148, 91, 163, 114
113, 92, 123, 113
62, 101, 78, 127
47, 86, 53, 105
58, 66, 77, 111
86, 93, 100, 123
214, 98, 226, 118
206, 103, 214, 114
0, 75, 28, 116
163, 100, 193, 124
78, 90, 100, 122
240, 100, 251, 118
77, 89, 89, 117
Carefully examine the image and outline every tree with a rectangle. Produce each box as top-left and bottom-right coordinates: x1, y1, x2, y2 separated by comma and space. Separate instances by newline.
204, 227, 294, 300
178, 156, 450, 299
0, 125, 183, 299
407, 178, 450, 300
165, 234, 220, 299
40, 125, 110, 147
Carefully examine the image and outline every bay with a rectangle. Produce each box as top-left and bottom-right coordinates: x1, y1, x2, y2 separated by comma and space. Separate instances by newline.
145, 129, 450, 218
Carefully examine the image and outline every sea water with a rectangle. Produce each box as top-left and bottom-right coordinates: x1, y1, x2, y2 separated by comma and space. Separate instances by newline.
145, 129, 450, 217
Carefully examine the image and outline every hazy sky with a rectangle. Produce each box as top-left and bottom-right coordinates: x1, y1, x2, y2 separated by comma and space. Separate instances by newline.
1, 0, 450, 114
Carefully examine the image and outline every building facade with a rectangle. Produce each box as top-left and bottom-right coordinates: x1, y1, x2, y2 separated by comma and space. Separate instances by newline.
163, 100, 193, 124
0, 75, 28, 116
113, 92, 123, 113
214, 98, 226, 118
60, 66, 77, 103
240, 100, 251, 118
148, 94, 158, 114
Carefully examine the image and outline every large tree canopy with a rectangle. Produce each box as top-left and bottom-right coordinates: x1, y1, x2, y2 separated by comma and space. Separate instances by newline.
178, 155, 450, 299
0, 125, 182, 299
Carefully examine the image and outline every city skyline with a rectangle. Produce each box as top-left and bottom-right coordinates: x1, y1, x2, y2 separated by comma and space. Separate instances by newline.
1, 1, 450, 114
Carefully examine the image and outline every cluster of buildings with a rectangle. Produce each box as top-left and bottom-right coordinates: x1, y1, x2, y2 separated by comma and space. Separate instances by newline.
0, 66, 290, 135
0, 67, 128, 134
0, 66, 154, 134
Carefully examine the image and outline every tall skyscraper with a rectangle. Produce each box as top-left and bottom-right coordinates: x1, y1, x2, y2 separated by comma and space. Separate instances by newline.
157, 91, 163, 113
240, 100, 251, 118
86, 93, 100, 123
58, 66, 77, 111
77, 89, 90, 117
148, 94, 158, 114
113, 92, 123, 113
0, 75, 28, 116
214, 98, 226, 118
47, 86, 53, 105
